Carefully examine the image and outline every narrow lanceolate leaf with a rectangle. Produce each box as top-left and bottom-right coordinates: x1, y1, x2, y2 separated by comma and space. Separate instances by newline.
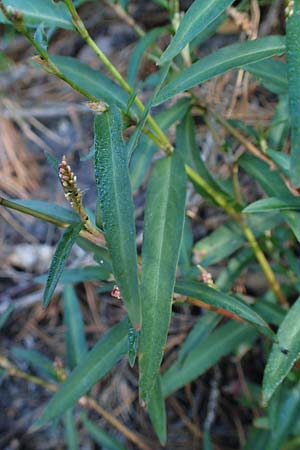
35, 319, 128, 427
36, 265, 111, 285
43, 223, 82, 308
243, 59, 288, 95
52, 56, 138, 115
263, 298, 300, 403
94, 106, 141, 328
0, 0, 73, 29
139, 151, 187, 403
147, 376, 167, 446
243, 197, 300, 214
64, 410, 78, 450
81, 414, 126, 450
162, 321, 256, 397
63, 286, 87, 371
127, 27, 164, 87
1, 198, 80, 226
12, 347, 58, 381
160, 0, 234, 63
286, 1, 300, 185
155, 36, 286, 105
175, 280, 274, 340
264, 385, 300, 450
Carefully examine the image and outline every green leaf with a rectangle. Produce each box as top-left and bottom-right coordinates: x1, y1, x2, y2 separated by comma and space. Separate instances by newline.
147, 376, 167, 445
203, 430, 213, 450
190, 12, 226, 52
286, 1, 300, 185
81, 414, 126, 450
263, 298, 300, 403
178, 217, 193, 276
238, 153, 291, 198
265, 385, 300, 450
63, 285, 87, 371
94, 106, 141, 328
253, 301, 285, 327
162, 321, 256, 397
139, 151, 187, 403
129, 97, 190, 191
128, 27, 164, 86
52, 56, 137, 115
0, 0, 73, 29
64, 409, 78, 450
194, 213, 282, 266
2, 198, 80, 225
152, 0, 168, 9
243, 428, 270, 450
35, 319, 128, 427
36, 265, 111, 285
244, 59, 287, 95
155, 36, 286, 105
243, 197, 300, 213
44, 151, 60, 173
268, 95, 290, 151
177, 312, 220, 365
177, 111, 230, 203
216, 248, 253, 291
266, 149, 290, 177
43, 223, 82, 308
0, 304, 14, 330
127, 62, 171, 161
175, 280, 274, 339
159, 0, 235, 63
282, 210, 300, 242
75, 237, 112, 273
11, 347, 58, 381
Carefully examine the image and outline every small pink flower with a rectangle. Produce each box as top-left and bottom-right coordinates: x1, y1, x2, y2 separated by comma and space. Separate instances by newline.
111, 285, 122, 300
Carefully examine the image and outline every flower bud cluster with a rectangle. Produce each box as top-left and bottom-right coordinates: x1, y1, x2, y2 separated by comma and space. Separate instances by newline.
58, 155, 88, 222
197, 265, 214, 288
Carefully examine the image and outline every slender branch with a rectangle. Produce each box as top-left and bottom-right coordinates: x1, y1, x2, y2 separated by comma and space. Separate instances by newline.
238, 220, 288, 308
64, 0, 173, 154
185, 165, 287, 306
0, 355, 57, 391
0, 354, 151, 450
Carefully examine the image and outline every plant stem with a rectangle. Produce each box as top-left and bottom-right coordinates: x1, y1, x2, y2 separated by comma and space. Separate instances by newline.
0, 0, 98, 101
185, 165, 287, 306
64, 0, 173, 154
238, 220, 288, 308
0, 355, 57, 391
0, 354, 151, 450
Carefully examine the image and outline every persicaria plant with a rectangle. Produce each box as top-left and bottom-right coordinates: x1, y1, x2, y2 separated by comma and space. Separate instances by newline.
1, 1, 300, 449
